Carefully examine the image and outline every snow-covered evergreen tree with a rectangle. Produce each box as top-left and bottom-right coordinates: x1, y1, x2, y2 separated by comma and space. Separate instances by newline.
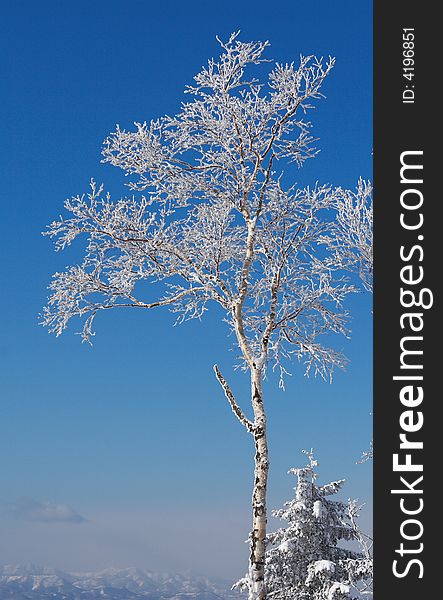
261, 451, 372, 600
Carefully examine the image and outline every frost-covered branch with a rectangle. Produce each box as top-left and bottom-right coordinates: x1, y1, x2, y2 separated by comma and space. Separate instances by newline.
320, 179, 373, 292
357, 441, 373, 464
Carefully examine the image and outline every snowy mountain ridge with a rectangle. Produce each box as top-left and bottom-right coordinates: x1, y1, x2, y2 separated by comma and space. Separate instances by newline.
0, 565, 244, 599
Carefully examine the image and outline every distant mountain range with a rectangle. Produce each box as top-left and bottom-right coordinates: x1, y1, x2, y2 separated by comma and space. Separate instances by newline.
0, 565, 244, 600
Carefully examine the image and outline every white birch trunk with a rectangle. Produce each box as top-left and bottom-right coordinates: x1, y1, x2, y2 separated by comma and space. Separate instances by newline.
249, 367, 269, 600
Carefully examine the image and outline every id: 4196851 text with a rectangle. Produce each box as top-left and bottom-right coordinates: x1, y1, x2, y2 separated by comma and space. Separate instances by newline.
402, 28, 415, 104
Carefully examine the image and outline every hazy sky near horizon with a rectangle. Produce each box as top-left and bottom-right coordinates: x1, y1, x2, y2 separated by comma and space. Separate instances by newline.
0, 0, 372, 579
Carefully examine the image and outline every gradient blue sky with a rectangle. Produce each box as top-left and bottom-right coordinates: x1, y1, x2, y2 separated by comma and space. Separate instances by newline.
0, 0, 372, 579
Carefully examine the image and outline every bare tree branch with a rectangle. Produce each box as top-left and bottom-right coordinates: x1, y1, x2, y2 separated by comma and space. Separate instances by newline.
213, 365, 254, 433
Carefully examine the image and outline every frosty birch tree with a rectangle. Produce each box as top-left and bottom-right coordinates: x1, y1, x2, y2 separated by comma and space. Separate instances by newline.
42, 34, 372, 600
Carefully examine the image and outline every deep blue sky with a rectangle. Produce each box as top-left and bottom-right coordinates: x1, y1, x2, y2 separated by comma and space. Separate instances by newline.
0, 0, 372, 578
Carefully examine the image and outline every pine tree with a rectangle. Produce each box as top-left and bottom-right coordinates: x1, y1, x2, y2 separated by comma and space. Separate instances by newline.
261, 451, 372, 600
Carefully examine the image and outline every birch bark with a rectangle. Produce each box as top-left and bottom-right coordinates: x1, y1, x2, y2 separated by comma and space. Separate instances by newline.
249, 367, 268, 600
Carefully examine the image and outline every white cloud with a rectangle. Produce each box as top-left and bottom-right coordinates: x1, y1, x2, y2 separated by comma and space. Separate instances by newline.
12, 497, 86, 523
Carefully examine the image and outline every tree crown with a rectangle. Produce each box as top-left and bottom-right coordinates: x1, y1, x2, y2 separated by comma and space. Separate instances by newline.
42, 33, 372, 383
